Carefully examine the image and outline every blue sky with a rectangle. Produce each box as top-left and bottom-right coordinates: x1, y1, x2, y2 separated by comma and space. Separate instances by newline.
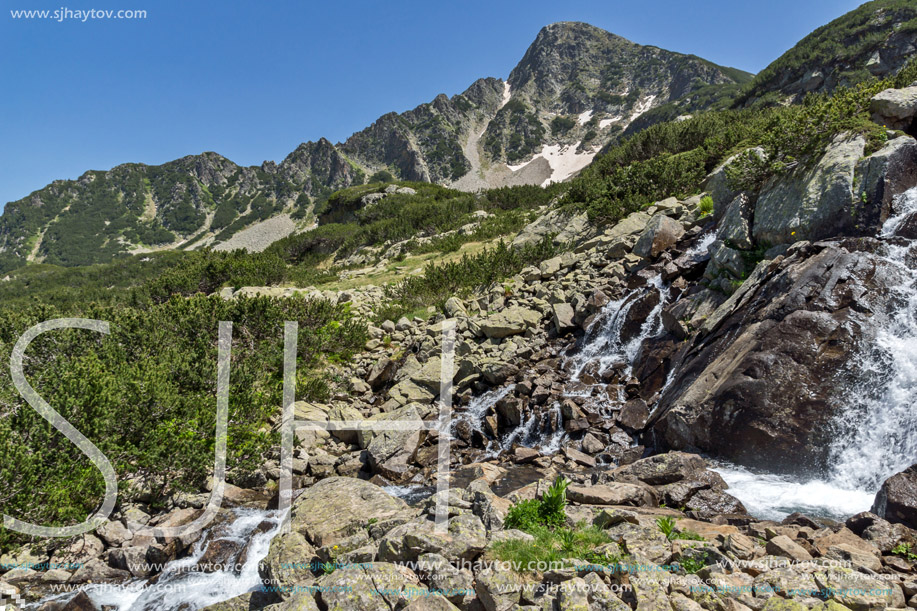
0, 0, 863, 207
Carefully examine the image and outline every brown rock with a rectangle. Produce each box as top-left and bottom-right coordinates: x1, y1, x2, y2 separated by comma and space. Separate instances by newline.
765, 534, 813, 562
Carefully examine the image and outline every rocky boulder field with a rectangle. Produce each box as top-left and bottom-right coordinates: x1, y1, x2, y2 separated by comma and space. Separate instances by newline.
5, 84, 917, 611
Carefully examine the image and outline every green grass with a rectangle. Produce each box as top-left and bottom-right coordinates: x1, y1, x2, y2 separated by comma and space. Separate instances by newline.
491, 523, 620, 571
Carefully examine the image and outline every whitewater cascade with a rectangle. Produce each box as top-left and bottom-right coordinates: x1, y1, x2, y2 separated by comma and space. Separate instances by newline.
828, 186, 917, 489
31, 509, 286, 611
718, 186, 917, 519
448, 272, 672, 459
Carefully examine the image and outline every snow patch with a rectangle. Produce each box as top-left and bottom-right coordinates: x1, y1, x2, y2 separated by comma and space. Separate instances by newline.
507, 142, 597, 185
499, 81, 511, 109
577, 110, 593, 125
629, 95, 657, 121
599, 116, 622, 128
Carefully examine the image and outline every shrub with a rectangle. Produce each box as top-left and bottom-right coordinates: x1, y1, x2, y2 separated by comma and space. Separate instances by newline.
551, 116, 576, 135
368, 170, 394, 183
698, 195, 714, 217
504, 476, 569, 532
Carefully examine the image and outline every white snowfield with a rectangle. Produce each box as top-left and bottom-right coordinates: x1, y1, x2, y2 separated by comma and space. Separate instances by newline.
508, 142, 597, 186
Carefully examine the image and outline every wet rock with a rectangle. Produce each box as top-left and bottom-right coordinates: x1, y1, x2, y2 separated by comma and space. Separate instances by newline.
655, 241, 914, 474
581, 433, 605, 455
685, 489, 747, 521
872, 463, 917, 529
617, 398, 649, 431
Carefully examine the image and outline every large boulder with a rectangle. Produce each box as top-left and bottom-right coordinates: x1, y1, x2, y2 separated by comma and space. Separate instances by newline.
870, 86, 917, 131
654, 239, 912, 474
855, 135, 917, 228
612, 452, 707, 485
288, 477, 409, 547
479, 307, 542, 339
716, 193, 754, 250
753, 133, 865, 245
872, 464, 917, 529
633, 214, 685, 259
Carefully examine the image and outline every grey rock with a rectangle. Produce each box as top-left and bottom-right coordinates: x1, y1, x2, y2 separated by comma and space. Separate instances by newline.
753, 133, 865, 245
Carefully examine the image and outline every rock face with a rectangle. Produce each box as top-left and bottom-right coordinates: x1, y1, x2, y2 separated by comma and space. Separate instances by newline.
654, 239, 912, 474
872, 464, 917, 529
753, 134, 865, 246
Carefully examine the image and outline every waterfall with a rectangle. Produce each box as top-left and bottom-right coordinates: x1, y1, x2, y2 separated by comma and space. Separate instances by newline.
566, 275, 669, 383
30, 508, 286, 611
827, 186, 917, 490
719, 186, 917, 519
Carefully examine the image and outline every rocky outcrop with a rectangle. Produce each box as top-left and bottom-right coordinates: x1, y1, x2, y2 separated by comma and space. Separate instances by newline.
735, 0, 917, 105
654, 239, 912, 474
873, 464, 917, 530
871, 86, 917, 133
753, 133, 865, 246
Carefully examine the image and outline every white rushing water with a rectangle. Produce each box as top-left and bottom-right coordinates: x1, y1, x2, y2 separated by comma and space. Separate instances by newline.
712, 463, 876, 521
31, 508, 286, 611
827, 186, 917, 491
721, 186, 917, 519
566, 275, 669, 383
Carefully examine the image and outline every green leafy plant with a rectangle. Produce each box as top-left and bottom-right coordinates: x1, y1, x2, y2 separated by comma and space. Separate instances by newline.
504, 476, 570, 532
678, 551, 709, 574
892, 543, 917, 561
490, 522, 620, 572
503, 499, 544, 532
698, 195, 714, 217
656, 516, 678, 540
539, 476, 570, 527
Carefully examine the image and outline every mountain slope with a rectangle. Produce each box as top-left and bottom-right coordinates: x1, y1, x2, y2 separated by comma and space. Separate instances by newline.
0, 139, 362, 270
344, 22, 751, 190
735, 0, 917, 106
0, 22, 751, 273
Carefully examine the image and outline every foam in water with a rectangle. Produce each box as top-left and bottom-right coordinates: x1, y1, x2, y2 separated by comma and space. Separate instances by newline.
566, 275, 669, 381
713, 463, 875, 521
827, 186, 917, 491
32, 508, 286, 611
685, 230, 716, 258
